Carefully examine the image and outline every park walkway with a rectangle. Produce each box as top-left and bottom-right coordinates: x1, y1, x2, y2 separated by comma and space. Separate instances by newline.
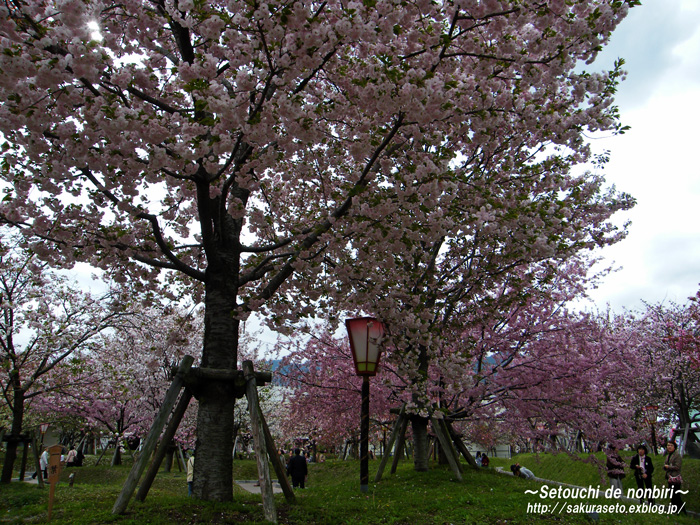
17, 474, 284, 495
235, 479, 283, 494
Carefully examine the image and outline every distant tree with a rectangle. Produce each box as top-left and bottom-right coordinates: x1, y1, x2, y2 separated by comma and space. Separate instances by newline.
633, 299, 700, 455
36, 305, 203, 465
0, 237, 128, 482
276, 328, 397, 450
482, 308, 642, 450
328, 248, 632, 470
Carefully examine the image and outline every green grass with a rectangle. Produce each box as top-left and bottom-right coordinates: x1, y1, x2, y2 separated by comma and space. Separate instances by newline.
0, 453, 697, 524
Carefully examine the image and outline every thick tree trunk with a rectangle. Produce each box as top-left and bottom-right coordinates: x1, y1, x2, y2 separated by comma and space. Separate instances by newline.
1, 438, 18, 483
111, 446, 122, 466
1, 385, 25, 483
411, 416, 430, 472
194, 393, 236, 500
164, 442, 175, 473
193, 270, 239, 501
410, 344, 431, 472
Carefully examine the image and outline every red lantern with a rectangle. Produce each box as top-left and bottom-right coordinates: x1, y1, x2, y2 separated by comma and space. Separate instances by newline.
346, 317, 386, 376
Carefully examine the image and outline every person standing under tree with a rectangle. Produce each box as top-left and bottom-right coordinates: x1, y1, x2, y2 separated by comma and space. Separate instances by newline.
287, 448, 308, 489
75, 447, 85, 467
186, 451, 195, 497
630, 444, 654, 504
66, 446, 77, 467
663, 441, 685, 514
605, 445, 625, 497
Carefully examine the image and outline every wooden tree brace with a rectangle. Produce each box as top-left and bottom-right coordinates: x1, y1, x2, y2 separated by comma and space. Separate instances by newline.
374, 405, 406, 483
32, 433, 44, 489
177, 367, 273, 399
135, 388, 193, 502
112, 355, 194, 515
261, 416, 296, 502
243, 360, 277, 524
391, 415, 410, 475
444, 419, 479, 469
430, 416, 462, 481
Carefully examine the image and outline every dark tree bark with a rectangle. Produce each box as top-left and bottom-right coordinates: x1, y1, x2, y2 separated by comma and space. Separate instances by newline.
411, 416, 430, 472
192, 268, 239, 501
410, 344, 431, 472
1, 379, 25, 483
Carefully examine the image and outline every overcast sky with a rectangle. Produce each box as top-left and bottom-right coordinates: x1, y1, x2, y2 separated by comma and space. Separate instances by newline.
577, 0, 700, 312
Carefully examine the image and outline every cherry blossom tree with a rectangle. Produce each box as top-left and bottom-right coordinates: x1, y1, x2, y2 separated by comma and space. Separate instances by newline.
0, 237, 129, 482
0, 0, 637, 499
326, 212, 632, 471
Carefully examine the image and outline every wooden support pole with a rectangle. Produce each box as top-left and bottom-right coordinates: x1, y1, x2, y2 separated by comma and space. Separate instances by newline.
32, 434, 44, 489
177, 443, 186, 473
232, 435, 239, 459
375, 406, 405, 483
243, 360, 277, 524
261, 415, 295, 502
112, 355, 194, 515
430, 417, 462, 481
439, 419, 460, 473
19, 438, 29, 481
135, 388, 193, 502
390, 415, 409, 475
444, 420, 478, 469
94, 440, 109, 467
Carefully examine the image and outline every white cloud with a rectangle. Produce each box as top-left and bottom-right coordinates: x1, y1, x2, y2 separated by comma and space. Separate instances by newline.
583, 0, 700, 311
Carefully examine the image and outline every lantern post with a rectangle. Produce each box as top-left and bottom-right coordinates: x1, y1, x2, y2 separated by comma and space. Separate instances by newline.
346, 317, 386, 493
39, 423, 49, 448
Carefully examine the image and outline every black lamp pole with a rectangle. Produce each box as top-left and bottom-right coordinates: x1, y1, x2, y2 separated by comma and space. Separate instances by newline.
360, 376, 370, 492
346, 317, 386, 494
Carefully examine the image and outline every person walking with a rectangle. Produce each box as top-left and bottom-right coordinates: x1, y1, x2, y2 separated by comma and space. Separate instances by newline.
630, 444, 654, 504
663, 441, 685, 514
287, 448, 308, 489
605, 445, 625, 497
40, 448, 49, 479
32, 447, 49, 480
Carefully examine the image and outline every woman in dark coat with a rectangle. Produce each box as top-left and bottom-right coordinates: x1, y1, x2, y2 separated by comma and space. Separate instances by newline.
630, 444, 654, 504
605, 445, 625, 496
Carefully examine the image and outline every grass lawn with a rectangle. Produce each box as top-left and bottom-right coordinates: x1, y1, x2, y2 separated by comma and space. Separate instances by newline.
0, 452, 697, 524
